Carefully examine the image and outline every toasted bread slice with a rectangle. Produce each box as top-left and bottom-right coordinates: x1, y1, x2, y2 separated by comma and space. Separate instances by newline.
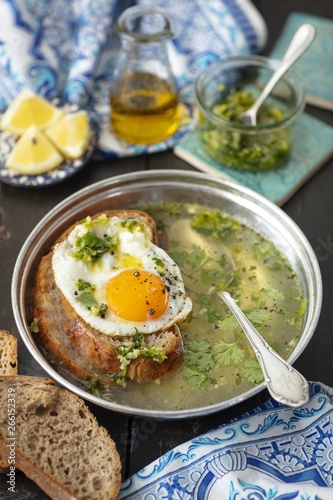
32, 210, 185, 385
0, 330, 18, 376
0, 376, 121, 500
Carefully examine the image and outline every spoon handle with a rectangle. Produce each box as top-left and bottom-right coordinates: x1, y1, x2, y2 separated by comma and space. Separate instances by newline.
219, 292, 309, 407
248, 23, 315, 118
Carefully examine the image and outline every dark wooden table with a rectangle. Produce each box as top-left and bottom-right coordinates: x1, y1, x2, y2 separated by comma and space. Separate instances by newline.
1, 1, 332, 497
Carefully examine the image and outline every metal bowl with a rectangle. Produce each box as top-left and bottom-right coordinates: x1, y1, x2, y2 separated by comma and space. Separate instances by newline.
12, 170, 322, 418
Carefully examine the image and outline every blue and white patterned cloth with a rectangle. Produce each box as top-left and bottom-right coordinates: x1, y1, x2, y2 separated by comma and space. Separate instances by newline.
119, 382, 333, 499
0, 0, 267, 157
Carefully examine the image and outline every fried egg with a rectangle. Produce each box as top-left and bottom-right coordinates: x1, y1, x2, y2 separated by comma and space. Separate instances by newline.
52, 213, 192, 336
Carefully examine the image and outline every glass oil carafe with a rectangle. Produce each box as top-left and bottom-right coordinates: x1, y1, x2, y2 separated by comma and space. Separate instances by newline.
110, 6, 179, 145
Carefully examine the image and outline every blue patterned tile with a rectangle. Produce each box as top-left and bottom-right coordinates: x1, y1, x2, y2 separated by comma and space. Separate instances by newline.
174, 113, 333, 206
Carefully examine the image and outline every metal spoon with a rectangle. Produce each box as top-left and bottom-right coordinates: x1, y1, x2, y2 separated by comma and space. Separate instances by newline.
219, 291, 309, 407
240, 23, 315, 126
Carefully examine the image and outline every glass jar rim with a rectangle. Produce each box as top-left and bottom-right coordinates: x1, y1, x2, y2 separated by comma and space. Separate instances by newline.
116, 5, 173, 43
195, 55, 305, 132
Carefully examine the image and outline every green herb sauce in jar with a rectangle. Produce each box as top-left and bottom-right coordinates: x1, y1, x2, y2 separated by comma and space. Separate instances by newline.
200, 90, 291, 172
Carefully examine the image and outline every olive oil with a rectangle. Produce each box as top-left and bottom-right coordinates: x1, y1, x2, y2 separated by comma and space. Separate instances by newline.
110, 72, 179, 144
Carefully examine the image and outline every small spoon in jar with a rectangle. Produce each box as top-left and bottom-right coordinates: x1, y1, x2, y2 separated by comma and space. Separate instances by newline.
240, 23, 315, 126
219, 291, 309, 407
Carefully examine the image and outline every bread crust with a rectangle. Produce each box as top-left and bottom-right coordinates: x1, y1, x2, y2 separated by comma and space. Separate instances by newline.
0, 330, 18, 376
32, 210, 185, 385
0, 375, 121, 500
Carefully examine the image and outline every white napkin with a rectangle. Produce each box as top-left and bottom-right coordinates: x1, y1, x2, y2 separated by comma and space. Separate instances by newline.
119, 382, 333, 499
0, 0, 267, 156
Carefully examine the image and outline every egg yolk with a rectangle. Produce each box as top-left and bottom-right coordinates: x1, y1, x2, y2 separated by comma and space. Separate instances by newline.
106, 269, 169, 322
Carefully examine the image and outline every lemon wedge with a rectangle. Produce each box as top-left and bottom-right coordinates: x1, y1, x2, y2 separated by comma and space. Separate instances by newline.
45, 110, 90, 159
1, 89, 62, 136
5, 126, 64, 174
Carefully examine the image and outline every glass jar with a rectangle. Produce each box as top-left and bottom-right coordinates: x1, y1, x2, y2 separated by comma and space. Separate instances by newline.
195, 56, 305, 172
110, 5, 179, 145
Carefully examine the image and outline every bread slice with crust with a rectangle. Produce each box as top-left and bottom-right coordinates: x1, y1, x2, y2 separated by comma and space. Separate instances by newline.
0, 330, 18, 376
32, 210, 186, 386
0, 375, 121, 500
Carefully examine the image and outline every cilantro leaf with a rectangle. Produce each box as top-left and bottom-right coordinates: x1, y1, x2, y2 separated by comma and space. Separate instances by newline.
186, 245, 207, 268
75, 291, 108, 317
212, 340, 245, 365
217, 271, 242, 295
262, 283, 285, 301
247, 308, 271, 325
168, 250, 187, 267
200, 267, 227, 286
184, 340, 215, 372
240, 359, 264, 384
252, 238, 279, 257
197, 293, 223, 323
217, 315, 239, 333
76, 291, 98, 309
182, 366, 207, 388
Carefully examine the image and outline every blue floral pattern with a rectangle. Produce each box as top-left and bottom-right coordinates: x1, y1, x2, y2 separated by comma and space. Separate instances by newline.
0, 0, 119, 104
119, 382, 333, 499
0, 0, 266, 159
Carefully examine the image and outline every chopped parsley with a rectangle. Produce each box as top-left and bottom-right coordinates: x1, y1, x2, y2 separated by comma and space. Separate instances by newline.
200, 90, 290, 172
118, 219, 142, 231
152, 256, 165, 272
72, 232, 114, 262
82, 214, 109, 229
114, 329, 167, 384
84, 330, 167, 390
85, 377, 104, 397
76, 278, 96, 292
191, 210, 240, 241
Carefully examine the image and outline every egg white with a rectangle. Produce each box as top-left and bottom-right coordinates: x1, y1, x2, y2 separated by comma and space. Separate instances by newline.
52, 214, 192, 336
